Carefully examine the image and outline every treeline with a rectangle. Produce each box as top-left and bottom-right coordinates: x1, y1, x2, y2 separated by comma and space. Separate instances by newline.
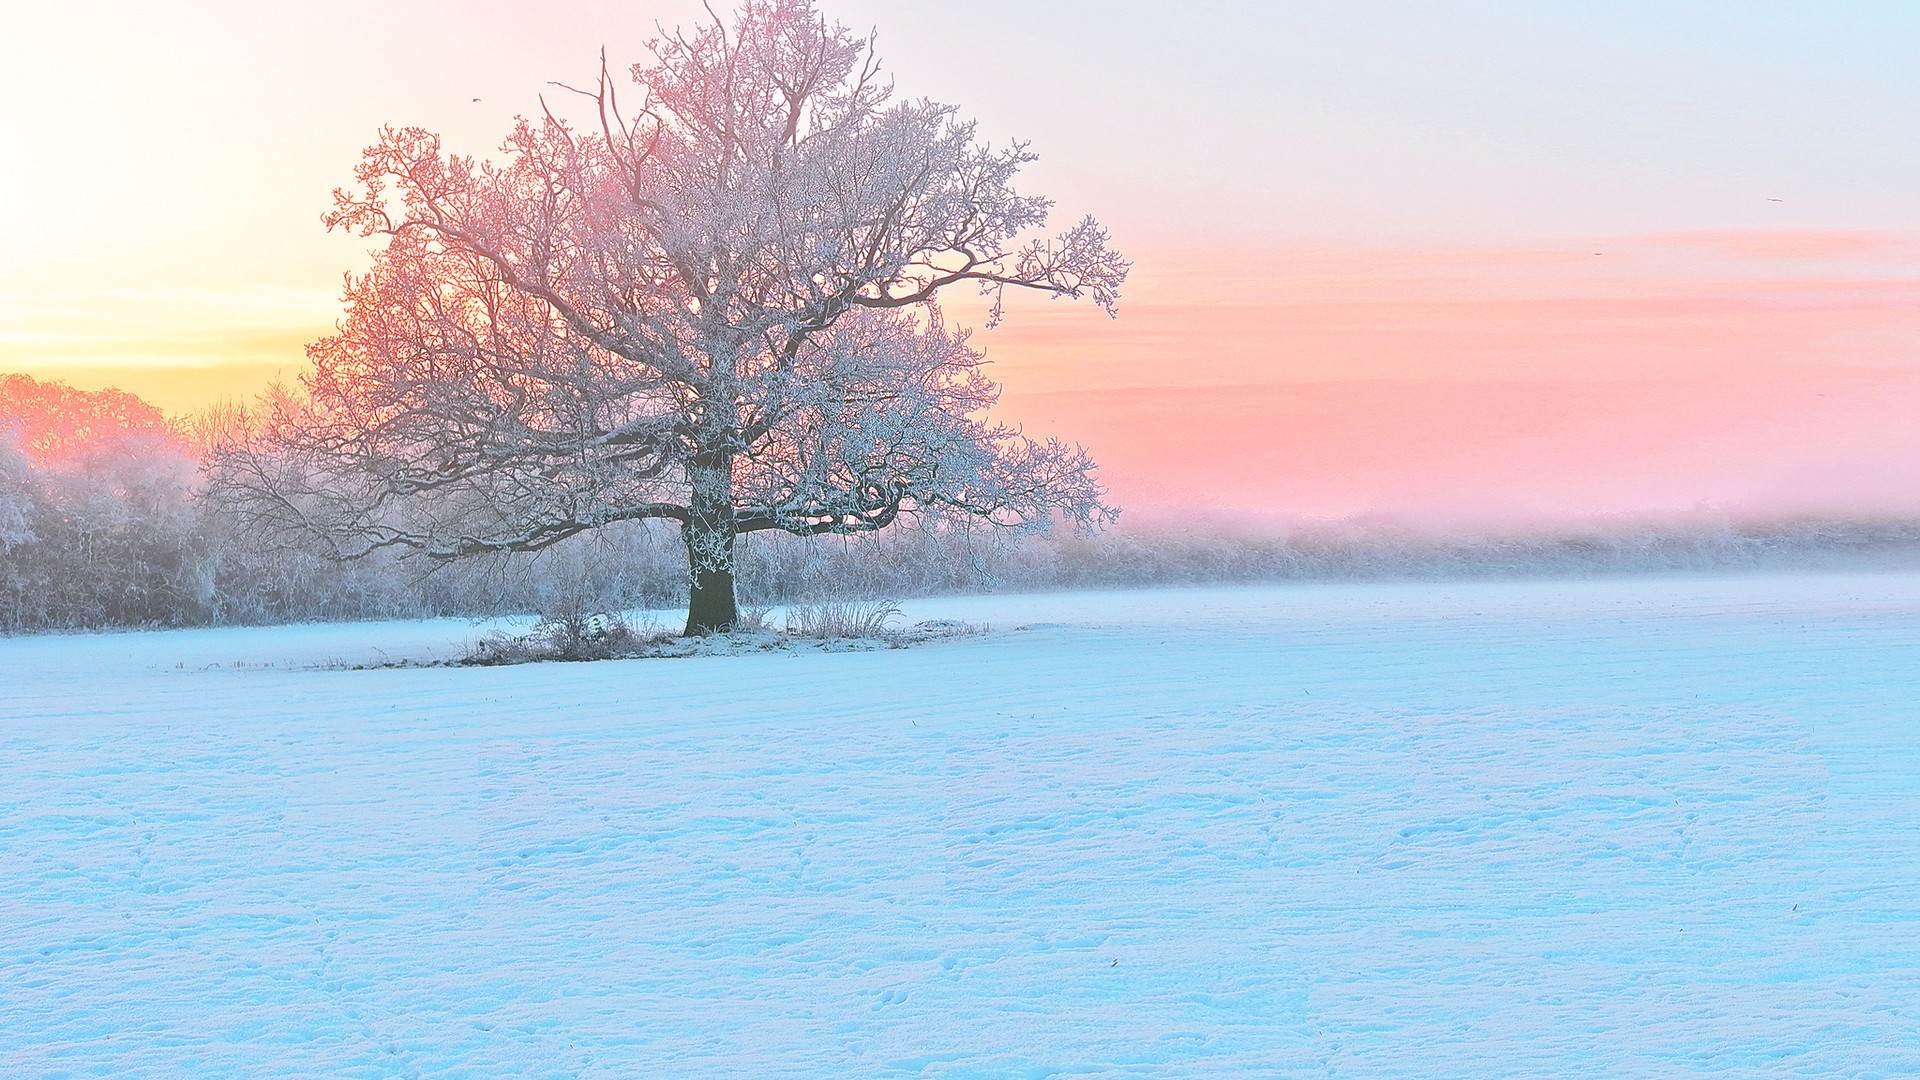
6, 373, 1920, 634
0, 422, 405, 631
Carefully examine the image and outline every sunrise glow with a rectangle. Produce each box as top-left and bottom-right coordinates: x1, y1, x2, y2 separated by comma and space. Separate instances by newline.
5, 1, 1918, 524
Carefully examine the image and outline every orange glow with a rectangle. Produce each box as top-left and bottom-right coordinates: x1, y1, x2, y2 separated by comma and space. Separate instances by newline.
0, 287, 335, 415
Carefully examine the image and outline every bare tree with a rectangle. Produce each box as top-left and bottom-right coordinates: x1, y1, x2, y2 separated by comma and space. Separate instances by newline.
212, 0, 1126, 634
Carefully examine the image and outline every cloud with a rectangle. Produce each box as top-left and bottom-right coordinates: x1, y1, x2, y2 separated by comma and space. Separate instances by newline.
0, 286, 336, 364
1628, 228, 1920, 261
995, 370, 1920, 523
0, 286, 336, 414
956, 238, 1920, 399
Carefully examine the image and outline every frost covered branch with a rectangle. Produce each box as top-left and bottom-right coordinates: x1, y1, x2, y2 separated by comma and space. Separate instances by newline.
213, 0, 1124, 634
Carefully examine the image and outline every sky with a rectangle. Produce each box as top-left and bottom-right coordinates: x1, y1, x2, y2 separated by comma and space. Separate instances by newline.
4, 1, 1919, 523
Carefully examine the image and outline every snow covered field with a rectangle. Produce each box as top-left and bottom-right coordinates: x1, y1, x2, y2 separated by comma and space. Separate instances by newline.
5, 573, 1919, 1078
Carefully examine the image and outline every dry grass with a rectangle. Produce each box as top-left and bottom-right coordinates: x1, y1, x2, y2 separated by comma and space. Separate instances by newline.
731, 605, 775, 633
783, 599, 903, 640
463, 611, 674, 665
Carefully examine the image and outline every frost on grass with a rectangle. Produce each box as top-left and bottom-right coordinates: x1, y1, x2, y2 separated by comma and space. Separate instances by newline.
455, 600, 984, 666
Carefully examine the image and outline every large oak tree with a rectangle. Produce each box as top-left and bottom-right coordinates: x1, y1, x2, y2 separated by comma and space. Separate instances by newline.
215, 0, 1126, 634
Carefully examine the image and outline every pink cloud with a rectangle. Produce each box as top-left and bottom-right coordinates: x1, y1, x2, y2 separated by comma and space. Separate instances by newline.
996, 370, 1920, 525
1627, 228, 1920, 261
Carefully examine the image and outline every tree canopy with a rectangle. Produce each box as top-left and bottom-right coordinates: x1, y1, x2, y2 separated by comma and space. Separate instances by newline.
0, 373, 174, 466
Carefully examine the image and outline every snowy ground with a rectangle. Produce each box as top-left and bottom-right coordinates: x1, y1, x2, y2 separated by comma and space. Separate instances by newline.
4, 572, 1919, 1078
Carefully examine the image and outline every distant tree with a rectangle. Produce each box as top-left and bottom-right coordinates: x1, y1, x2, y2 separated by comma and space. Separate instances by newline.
0, 375, 212, 630
0, 373, 173, 465
211, 0, 1125, 634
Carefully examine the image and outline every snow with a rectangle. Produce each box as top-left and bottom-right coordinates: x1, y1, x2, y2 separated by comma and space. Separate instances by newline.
4, 572, 1919, 1077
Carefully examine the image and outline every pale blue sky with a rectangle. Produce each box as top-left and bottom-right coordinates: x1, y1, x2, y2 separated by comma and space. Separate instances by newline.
4, 0, 1916, 292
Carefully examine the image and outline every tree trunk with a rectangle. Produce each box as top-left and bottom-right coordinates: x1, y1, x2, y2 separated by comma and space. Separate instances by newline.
682, 449, 739, 635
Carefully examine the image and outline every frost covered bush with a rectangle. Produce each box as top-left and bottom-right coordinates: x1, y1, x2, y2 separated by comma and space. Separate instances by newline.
0, 436, 37, 552
784, 599, 903, 640
0, 427, 211, 631
466, 610, 671, 665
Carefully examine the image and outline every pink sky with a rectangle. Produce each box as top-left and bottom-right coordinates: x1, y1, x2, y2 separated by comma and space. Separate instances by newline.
5, 2, 1919, 526
997, 371, 1920, 525
971, 229, 1920, 521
